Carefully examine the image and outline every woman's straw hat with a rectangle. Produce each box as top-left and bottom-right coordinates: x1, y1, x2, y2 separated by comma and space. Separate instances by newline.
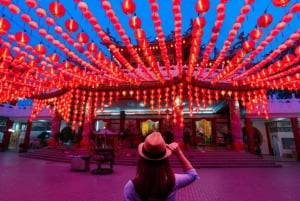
138, 132, 172, 161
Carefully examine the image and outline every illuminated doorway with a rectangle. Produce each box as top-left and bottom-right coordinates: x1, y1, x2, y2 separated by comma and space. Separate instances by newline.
140, 119, 159, 136
195, 119, 212, 145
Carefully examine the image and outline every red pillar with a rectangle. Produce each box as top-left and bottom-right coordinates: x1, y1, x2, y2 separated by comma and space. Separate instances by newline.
81, 117, 93, 148
291, 118, 300, 161
1, 119, 13, 151
229, 100, 244, 151
245, 118, 255, 154
50, 111, 61, 139
23, 121, 32, 152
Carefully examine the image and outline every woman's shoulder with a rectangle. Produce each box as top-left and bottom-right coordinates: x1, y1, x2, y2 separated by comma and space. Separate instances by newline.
124, 179, 135, 190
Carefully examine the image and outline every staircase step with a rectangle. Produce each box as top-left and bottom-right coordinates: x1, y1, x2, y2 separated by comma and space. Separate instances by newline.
19, 147, 282, 168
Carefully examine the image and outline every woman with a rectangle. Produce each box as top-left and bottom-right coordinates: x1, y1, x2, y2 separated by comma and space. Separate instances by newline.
124, 132, 199, 201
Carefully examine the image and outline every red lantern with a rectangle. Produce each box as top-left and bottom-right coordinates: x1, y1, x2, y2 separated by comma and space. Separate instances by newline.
0, 46, 11, 59
129, 16, 141, 29
274, 60, 283, 69
236, 49, 246, 58
21, 14, 31, 23
38, 28, 47, 36
36, 8, 46, 18
65, 19, 78, 33
34, 44, 47, 55
0, 0, 11, 6
45, 17, 55, 26
49, 1, 66, 18
272, 0, 290, 7
195, 0, 210, 14
77, 32, 89, 44
49, 53, 60, 63
257, 14, 273, 28
283, 54, 295, 65
9, 4, 20, 14
134, 28, 145, 40
95, 51, 103, 60
29, 21, 38, 29
54, 26, 63, 34
26, 0, 37, 8
87, 42, 98, 52
295, 46, 300, 58
78, 2, 88, 12
243, 40, 255, 52
249, 28, 263, 41
290, 3, 300, 13
121, 0, 136, 15
193, 16, 206, 28
0, 17, 10, 35
15, 32, 30, 46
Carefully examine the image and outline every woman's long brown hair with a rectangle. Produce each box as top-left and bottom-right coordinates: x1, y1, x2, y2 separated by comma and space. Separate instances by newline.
133, 157, 175, 200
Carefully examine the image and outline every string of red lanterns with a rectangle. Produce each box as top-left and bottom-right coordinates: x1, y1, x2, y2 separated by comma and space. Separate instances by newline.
195, 0, 228, 80
203, 1, 253, 80
172, 0, 183, 78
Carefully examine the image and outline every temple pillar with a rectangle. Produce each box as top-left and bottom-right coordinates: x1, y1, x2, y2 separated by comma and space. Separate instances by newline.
291, 118, 300, 161
229, 100, 244, 151
22, 121, 32, 152
120, 111, 125, 134
244, 118, 255, 154
1, 119, 13, 151
50, 111, 61, 139
172, 111, 183, 145
81, 118, 93, 148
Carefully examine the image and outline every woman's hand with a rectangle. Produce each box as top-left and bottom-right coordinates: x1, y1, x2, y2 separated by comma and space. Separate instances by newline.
167, 142, 181, 155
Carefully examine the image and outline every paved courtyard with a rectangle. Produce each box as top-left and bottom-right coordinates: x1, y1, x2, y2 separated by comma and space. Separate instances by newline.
1, 151, 300, 201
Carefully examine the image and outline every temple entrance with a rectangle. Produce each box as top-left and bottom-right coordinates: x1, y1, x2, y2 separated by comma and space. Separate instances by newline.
193, 119, 214, 146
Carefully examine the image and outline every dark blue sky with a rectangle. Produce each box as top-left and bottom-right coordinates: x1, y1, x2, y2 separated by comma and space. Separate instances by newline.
1, 0, 299, 65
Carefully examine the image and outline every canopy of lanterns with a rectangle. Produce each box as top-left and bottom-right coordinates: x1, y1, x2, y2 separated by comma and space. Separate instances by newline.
0, 0, 300, 128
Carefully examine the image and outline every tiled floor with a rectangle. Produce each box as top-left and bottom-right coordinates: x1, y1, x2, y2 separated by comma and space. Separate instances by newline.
1, 151, 300, 201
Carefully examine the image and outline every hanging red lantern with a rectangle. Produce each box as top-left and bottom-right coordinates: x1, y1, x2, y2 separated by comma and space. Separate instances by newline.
129, 16, 141, 29
243, 40, 255, 52
134, 28, 145, 40
21, 14, 31, 23
26, 0, 37, 8
272, 0, 290, 7
94, 51, 103, 60
87, 42, 98, 52
78, 2, 88, 12
34, 44, 47, 55
274, 60, 283, 69
49, 1, 66, 18
249, 28, 263, 41
283, 54, 295, 65
45, 17, 55, 26
77, 32, 89, 44
193, 16, 206, 28
290, 3, 300, 13
0, 0, 11, 6
0, 17, 10, 35
295, 46, 300, 58
121, 0, 136, 15
65, 19, 78, 33
29, 21, 38, 29
15, 32, 30, 46
236, 49, 246, 58
257, 14, 273, 28
36, 8, 46, 18
0, 46, 11, 59
49, 53, 60, 63
195, 0, 210, 14
9, 4, 20, 14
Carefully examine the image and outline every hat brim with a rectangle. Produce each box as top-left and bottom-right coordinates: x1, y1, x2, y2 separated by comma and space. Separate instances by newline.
138, 142, 172, 161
